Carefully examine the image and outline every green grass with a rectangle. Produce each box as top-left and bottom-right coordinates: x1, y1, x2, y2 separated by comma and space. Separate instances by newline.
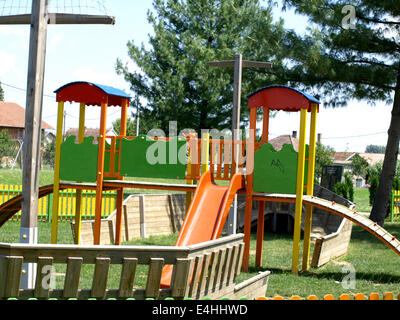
238, 223, 400, 298
1, 220, 399, 298
0, 168, 54, 186
354, 187, 372, 213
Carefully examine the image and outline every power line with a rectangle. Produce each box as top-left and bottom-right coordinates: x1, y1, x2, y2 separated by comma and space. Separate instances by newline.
323, 132, 387, 140
0, 80, 56, 99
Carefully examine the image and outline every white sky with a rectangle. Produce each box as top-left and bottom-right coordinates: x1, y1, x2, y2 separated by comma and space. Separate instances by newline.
0, 0, 393, 152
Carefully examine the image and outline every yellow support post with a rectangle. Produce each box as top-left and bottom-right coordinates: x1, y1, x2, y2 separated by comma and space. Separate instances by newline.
201, 133, 210, 174
291, 108, 308, 274
74, 102, 86, 244
302, 103, 318, 271
51, 101, 65, 244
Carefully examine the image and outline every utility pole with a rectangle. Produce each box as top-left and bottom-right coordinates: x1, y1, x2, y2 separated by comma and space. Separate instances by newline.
0, 0, 114, 289
208, 54, 272, 235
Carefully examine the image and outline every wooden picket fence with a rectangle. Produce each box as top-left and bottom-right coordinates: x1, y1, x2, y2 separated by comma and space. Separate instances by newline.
0, 184, 117, 222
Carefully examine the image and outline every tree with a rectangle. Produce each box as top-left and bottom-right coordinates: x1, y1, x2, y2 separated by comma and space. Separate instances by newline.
112, 111, 161, 136
334, 172, 354, 202
350, 153, 369, 177
0, 82, 4, 101
365, 145, 386, 154
281, 0, 400, 226
42, 139, 55, 168
116, 0, 292, 135
0, 130, 17, 160
315, 142, 335, 181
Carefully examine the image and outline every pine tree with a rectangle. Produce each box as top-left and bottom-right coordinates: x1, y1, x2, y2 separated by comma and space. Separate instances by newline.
116, 0, 291, 135
281, 0, 400, 226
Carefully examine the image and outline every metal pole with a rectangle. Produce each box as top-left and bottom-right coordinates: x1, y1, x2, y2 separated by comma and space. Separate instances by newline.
20, 0, 49, 289
207, 56, 271, 236
228, 54, 243, 235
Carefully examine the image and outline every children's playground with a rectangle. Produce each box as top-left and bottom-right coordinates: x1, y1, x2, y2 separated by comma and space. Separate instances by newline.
1, 81, 400, 300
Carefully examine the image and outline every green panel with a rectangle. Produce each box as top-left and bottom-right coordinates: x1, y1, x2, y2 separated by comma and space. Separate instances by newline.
120, 135, 188, 179
253, 143, 309, 194
60, 136, 98, 182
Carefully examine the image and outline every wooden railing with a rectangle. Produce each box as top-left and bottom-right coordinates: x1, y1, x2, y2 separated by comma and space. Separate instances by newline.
103, 135, 260, 182
0, 234, 262, 300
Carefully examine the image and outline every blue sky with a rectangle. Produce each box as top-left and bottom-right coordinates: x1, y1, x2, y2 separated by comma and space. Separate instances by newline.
0, 0, 392, 152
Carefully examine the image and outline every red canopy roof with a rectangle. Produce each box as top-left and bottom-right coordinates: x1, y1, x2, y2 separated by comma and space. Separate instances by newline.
247, 85, 320, 112
54, 82, 131, 107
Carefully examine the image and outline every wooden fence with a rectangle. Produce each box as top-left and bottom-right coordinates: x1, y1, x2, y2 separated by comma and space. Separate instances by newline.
0, 184, 116, 221
0, 234, 270, 300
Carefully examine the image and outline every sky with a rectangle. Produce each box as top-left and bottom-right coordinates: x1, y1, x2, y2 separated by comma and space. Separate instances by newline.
0, 0, 393, 153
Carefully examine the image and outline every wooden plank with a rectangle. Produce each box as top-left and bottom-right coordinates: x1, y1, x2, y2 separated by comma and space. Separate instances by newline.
118, 258, 138, 298
222, 247, 233, 286
235, 243, 245, 276
91, 257, 111, 299
63, 257, 83, 298
123, 204, 130, 242
170, 258, 194, 298
189, 255, 203, 298
34, 256, 54, 298
214, 248, 227, 289
145, 258, 164, 298
21, 0, 48, 233
168, 195, 177, 233
0, 13, 115, 25
198, 253, 212, 298
227, 245, 240, 284
0, 256, 23, 298
205, 250, 219, 294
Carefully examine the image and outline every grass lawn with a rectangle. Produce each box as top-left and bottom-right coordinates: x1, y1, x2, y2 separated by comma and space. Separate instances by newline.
2, 169, 398, 298
0, 168, 54, 186
354, 187, 372, 213
1, 220, 399, 299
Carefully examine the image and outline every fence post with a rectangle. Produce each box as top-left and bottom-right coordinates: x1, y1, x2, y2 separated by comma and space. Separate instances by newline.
47, 193, 53, 223
391, 191, 394, 222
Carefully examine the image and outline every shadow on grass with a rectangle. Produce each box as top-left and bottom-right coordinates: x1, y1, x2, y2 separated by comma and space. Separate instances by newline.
350, 222, 400, 244
247, 265, 400, 284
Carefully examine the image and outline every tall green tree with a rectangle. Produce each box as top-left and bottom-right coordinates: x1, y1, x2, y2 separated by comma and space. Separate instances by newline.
116, 0, 290, 135
315, 142, 335, 180
0, 82, 4, 101
350, 153, 369, 177
281, 0, 400, 226
365, 145, 386, 154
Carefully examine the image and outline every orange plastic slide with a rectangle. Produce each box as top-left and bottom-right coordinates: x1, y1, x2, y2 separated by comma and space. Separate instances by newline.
160, 171, 244, 288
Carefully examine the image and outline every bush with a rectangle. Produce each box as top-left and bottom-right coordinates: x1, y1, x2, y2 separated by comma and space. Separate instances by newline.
345, 173, 354, 202
0, 130, 17, 160
334, 173, 354, 202
369, 175, 379, 206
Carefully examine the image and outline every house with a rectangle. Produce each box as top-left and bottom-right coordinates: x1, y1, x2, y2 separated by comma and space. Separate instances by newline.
65, 127, 116, 143
269, 131, 299, 151
0, 101, 53, 140
332, 152, 400, 187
